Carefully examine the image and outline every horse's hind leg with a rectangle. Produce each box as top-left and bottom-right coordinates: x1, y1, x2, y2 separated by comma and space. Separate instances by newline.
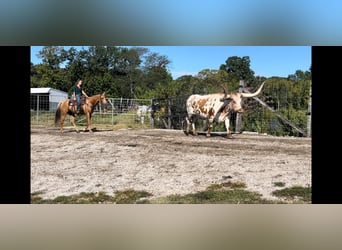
70, 115, 80, 133
59, 113, 66, 133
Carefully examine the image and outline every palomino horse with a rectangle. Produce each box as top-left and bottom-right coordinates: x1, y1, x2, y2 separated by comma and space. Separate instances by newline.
54, 92, 107, 133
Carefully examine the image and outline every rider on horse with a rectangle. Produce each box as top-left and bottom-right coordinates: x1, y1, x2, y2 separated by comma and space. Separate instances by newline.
71, 79, 88, 114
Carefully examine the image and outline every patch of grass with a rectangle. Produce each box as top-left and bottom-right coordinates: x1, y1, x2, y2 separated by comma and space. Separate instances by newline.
272, 186, 311, 203
31, 189, 153, 204
31, 191, 117, 204
206, 181, 247, 191
31, 185, 310, 204
113, 189, 153, 204
273, 182, 286, 187
31, 191, 46, 203
57, 192, 117, 204
110, 111, 151, 130
223, 180, 247, 189
151, 189, 279, 204
206, 183, 224, 190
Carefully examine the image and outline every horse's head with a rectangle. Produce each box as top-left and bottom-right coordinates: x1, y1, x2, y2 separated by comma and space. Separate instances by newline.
100, 92, 107, 105
99, 92, 108, 111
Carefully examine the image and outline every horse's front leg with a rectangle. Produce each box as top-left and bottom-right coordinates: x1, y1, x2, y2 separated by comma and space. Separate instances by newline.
85, 112, 93, 132
70, 115, 80, 133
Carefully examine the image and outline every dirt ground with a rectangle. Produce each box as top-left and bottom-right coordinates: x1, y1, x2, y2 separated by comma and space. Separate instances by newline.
31, 126, 311, 202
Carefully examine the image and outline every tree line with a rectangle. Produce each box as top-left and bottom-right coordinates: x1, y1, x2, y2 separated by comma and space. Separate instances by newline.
31, 46, 311, 136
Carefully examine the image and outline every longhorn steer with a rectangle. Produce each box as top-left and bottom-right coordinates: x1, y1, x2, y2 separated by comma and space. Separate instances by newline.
185, 81, 265, 138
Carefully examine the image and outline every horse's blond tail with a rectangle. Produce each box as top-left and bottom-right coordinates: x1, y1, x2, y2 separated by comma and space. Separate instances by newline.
54, 101, 62, 126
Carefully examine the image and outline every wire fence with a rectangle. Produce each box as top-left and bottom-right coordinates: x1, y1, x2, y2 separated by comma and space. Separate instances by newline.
30, 94, 311, 137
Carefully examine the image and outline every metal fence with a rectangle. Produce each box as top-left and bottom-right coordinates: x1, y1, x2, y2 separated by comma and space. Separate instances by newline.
30, 94, 311, 137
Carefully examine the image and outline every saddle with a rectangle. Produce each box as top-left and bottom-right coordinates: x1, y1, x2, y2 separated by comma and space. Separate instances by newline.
68, 99, 77, 106
68, 95, 87, 106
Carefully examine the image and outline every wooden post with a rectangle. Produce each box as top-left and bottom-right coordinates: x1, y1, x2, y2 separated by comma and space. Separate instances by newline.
150, 99, 155, 129
235, 80, 244, 133
167, 98, 171, 129
307, 81, 312, 137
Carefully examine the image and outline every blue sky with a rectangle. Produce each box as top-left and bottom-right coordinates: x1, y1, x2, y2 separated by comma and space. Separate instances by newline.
31, 46, 311, 79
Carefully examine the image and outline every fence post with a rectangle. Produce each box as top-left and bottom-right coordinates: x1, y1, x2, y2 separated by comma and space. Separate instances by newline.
36, 95, 40, 124
151, 99, 155, 129
235, 80, 244, 133
167, 98, 171, 129
307, 80, 312, 137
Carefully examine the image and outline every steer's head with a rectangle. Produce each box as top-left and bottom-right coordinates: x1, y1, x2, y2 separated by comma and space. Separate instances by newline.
222, 81, 265, 113
226, 93, 245, 113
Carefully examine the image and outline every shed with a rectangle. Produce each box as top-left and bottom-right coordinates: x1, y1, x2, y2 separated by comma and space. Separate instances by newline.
30, 88, 68, 111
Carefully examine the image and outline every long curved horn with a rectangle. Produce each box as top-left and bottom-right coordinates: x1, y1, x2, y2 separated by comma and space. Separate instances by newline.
221, 84, 228, 100
220, 84, 230, 101
241, 81, 266, 98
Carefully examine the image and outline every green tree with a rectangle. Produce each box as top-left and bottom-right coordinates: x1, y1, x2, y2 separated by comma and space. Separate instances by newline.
142, 51, 172, 87
288, 69, 311, 81
37, 46, 67, 69
220, 56, 255, 86
195, 69, 233, 94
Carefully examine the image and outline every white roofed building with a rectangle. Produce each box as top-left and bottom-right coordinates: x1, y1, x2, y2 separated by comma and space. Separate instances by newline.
30, 88, 68, 111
